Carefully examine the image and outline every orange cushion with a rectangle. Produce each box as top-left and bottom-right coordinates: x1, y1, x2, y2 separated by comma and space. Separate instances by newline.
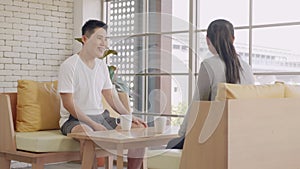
16, 80, 60, 132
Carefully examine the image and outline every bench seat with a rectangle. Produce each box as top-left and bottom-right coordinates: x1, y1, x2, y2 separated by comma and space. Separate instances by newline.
0, 92, 115, 169
147, 149, 181, 169
16, 130, 79, 153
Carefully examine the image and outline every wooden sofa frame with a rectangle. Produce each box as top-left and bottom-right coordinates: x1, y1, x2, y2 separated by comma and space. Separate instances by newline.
0, 93, 113, 169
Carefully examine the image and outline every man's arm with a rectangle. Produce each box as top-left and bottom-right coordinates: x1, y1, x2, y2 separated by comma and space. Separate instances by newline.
60, 93, 107, 131
102, 89, 147, 127
102, 89, 129, 115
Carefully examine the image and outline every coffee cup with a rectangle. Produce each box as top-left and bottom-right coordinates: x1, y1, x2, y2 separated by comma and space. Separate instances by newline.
116, 114, 132, 130
154, 117, 167, 133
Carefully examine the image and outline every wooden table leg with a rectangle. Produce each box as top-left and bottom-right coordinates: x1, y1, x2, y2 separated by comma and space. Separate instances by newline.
143, 148, 148, 169
116, 144, 124, 169
81, 140, 96, 169
32, 162, 43, 169
105, 156, 113, 169
0, 156, 11, 169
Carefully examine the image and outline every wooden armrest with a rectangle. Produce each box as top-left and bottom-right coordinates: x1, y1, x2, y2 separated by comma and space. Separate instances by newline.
0, 94, 17, 152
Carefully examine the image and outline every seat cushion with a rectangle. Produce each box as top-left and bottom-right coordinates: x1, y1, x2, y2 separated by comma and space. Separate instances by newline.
16, 80, 60, 132
147, 149, 182, 169
16, 130, 80, 152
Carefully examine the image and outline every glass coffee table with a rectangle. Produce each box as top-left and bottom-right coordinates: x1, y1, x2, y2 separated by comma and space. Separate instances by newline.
68, 126, 179, 169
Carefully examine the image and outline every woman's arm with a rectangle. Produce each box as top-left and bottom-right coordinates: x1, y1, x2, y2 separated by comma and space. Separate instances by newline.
194, 62, 211, 101
178, 62, 211, 136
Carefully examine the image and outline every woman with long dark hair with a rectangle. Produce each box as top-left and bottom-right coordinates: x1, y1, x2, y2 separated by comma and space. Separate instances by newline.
168, 19, 254, 149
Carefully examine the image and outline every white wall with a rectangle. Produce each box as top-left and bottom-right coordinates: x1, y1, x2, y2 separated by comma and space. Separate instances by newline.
73, 0, 102, 54
0, 0, 74, 92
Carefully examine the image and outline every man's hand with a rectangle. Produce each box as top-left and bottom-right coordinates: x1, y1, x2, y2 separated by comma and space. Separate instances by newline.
92, 123, 107, 131
132, 115, 148, 128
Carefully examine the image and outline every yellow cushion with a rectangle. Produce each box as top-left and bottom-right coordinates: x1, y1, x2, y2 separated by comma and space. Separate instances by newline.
16, 80, 60, 132
285, 84, 300, 98
16, 130, 79, 152
215, 83, 285, 101
147, 149, 182, 169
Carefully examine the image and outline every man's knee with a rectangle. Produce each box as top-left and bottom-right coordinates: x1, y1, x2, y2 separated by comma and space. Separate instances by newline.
72, 124, 93, 133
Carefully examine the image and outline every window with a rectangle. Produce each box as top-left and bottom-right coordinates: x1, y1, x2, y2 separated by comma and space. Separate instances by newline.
102, 0, 300, 125
173, 44, 180, 50
104, 0, 189, 126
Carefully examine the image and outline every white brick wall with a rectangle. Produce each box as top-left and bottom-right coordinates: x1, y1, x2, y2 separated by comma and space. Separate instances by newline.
0, 0, 73, 92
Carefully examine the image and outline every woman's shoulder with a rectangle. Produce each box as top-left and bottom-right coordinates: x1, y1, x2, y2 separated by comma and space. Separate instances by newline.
239, 58, 255, 83
202, 55, 222, 66
239, 58, 252, 69
204, 55, 221, 61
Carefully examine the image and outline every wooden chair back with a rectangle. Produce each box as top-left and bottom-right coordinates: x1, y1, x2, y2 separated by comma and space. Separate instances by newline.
179, 98, 300, 169
179, 101, 227, 169
5, 93, 17, 129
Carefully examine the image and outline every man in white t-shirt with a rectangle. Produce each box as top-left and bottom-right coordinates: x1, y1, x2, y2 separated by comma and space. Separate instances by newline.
58, 19, 147, 169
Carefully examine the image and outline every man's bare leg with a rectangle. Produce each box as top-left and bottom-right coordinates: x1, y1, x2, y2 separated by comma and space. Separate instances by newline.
72, 125, 97, 169
127, 148, 145, 169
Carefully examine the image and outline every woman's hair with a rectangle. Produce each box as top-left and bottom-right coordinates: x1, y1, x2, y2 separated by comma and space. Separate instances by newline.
207, 19, 242, 83
81, 19, 107, 38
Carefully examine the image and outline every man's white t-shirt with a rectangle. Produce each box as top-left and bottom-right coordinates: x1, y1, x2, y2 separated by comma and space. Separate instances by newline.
58, 54, 113, 127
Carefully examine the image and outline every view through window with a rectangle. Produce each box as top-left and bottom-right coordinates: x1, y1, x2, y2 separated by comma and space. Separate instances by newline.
103, 0, 300, 125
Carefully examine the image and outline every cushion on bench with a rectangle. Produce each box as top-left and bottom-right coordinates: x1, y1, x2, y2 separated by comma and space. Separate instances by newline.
147, 149, 182, 169
16, 80, 60, 132
16, 130, 79, 152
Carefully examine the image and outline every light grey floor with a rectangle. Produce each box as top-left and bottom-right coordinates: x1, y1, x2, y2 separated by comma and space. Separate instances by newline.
11, 161, 123, 169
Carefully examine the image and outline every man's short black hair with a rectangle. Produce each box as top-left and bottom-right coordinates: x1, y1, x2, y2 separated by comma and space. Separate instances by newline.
81, 20, 108, 37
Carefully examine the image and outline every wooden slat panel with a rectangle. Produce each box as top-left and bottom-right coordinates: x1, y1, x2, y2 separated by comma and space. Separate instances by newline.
229, 98, 300, 169
180, 101, 228, 169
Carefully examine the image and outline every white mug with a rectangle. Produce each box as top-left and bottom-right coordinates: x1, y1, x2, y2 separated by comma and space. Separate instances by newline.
154, 117, 167, 133
116, 114, 132, 130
